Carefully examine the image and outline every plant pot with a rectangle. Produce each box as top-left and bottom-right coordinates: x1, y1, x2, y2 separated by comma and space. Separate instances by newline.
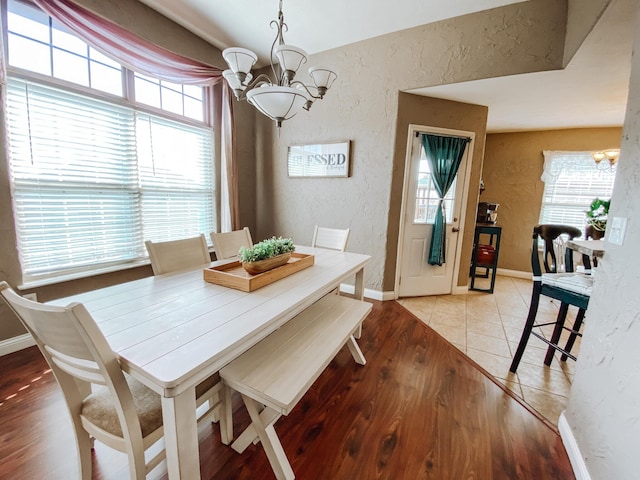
585, 224, 605, 240
242, 252, 292, 275
475, 244, 496, 265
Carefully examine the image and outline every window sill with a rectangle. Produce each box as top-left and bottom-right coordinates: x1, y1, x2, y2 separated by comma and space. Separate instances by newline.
17, 259, 153, 291
17, 247, 215, 291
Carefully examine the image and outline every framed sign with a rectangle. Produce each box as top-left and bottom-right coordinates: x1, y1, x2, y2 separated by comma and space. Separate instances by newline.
287, 141, 350, 177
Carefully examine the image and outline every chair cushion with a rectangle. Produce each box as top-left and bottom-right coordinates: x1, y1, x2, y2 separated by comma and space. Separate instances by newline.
82, 374, 162, 438
541, 272, 593, 296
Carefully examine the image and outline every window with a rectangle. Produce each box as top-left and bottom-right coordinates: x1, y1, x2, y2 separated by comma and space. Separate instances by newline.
539, 151, 616, 234
414, 150, 456, 224
8, 0, 124, 95
134, 73, 205, 121
6, 0, 205, 120
5, 1, 215, 285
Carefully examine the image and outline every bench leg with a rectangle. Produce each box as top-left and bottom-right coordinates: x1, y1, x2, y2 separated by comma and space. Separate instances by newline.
232, 406, 281, 453
242, 395, 295, 480
346, 335, 366, 365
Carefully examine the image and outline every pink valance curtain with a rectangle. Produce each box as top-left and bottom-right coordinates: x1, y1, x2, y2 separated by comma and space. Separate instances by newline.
32, 0, 240, 231
0, 5, 6, 86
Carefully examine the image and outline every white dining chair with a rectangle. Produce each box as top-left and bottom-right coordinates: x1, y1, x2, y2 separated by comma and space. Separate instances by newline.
210, 227, 253, 260
311, 225, 350, 252
0, 282, 199, 479
144, 234, 210, 275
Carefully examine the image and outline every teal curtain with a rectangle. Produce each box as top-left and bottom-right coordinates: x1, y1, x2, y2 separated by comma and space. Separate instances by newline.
421, 133, 470, 266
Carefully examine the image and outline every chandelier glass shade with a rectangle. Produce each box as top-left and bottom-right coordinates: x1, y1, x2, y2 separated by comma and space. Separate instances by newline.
221, 0, 337, 129
592, 149, 619, 171
246, 85, 308, 123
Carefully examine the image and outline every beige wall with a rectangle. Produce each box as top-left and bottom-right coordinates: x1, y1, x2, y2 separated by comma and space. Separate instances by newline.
483, 128, 622, 273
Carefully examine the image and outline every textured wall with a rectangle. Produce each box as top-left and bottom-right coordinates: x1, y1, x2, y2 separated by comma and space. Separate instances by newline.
564, 3, 640, 477
564, 0, 610, 65
254, 0, 567, 292
483, 128, 622, 273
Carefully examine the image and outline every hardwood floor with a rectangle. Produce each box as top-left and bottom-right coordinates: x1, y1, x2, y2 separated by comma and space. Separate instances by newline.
0, 300, 574, 479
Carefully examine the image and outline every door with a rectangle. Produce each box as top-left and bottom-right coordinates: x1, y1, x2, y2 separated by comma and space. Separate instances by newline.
397, 128, 472, 297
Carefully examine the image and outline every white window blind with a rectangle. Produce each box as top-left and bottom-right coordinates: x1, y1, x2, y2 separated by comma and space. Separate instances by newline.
6, 78, 215, 284
539, 150, 615, 234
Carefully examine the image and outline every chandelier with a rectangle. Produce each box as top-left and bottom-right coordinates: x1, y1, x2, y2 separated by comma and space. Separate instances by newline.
592, 149, 619, 171
221, 0, 337, 131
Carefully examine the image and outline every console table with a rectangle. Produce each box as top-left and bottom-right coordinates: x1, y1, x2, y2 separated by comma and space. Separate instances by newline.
470, 224, 502, 293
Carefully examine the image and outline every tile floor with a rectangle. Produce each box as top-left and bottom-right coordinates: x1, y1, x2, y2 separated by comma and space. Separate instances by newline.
397, 274, 582, 426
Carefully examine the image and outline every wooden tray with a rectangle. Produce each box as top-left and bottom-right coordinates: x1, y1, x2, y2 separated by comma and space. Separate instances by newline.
203, 253, 314, 292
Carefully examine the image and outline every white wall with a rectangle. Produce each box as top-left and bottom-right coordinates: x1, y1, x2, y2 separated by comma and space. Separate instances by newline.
564, 2, 640, 478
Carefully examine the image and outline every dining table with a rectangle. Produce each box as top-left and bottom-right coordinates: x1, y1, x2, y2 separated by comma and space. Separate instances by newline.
565, 239, 605, 272
49, 245, 371, 479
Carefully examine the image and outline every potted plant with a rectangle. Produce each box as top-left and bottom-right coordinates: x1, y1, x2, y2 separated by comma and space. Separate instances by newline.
239, 236, 296, 275
585, 197, 610, 239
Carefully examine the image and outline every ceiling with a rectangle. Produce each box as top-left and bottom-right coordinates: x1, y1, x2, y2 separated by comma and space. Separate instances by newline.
138, 0, 635, 133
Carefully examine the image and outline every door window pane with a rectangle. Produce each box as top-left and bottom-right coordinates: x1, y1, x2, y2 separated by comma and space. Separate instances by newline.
414, 156, 456, 224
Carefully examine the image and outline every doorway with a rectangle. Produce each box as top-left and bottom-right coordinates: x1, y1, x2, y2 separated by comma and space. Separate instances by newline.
396, 125, 474, 297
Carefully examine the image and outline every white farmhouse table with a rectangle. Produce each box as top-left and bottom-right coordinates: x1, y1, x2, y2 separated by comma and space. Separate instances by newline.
565, 239, 605, 272
49, 245, 370, 479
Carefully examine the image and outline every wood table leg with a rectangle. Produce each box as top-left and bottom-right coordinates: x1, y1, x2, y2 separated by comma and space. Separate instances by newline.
354, 267, 365, 338
354, 267, 365, 300
162, 389, 201, 479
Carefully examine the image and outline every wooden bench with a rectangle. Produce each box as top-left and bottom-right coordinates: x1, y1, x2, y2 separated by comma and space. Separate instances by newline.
219, 294, 372, 480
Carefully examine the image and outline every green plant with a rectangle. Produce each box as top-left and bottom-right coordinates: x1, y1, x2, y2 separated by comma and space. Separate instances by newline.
239, 236, 295, 263
585, 197, 610, 232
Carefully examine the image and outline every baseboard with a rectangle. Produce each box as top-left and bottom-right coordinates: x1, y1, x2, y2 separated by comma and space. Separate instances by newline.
497, 268, 531, 279
0, 333, 35, 357
339, 284, 394, 301
558, 412, 591, 480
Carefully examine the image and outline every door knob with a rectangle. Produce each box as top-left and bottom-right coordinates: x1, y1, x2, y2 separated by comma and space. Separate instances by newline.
452, 227, 460, 232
